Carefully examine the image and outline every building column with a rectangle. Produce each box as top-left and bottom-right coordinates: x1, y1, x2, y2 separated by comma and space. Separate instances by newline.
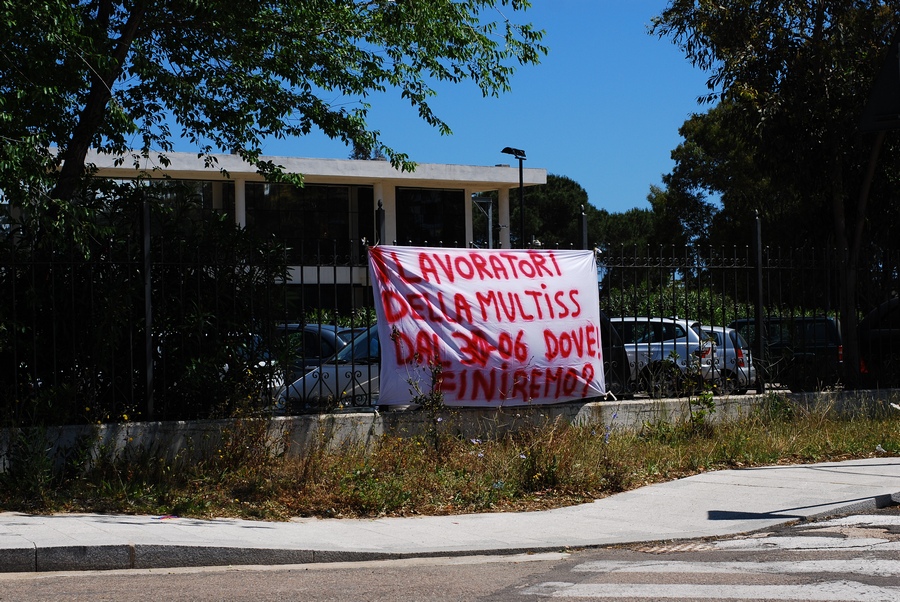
375, 182, 397, 244
234, 179, 246, 228
464, 188, 474, 248
498, 187, 511, 249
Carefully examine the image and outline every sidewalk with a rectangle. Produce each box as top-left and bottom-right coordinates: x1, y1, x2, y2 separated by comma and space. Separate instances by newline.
2, 457, 899, 572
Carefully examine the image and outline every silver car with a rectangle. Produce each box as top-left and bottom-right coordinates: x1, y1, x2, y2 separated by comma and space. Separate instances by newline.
274, 325, 380, 413
701, 325, 756, 394
608, 317, 717, 398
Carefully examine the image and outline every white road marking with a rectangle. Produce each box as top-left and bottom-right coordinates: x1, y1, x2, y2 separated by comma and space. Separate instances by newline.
573, 559, 900, 577
814, 515, 900, 527
522, 580, 900, 600
713, 536, 897, 550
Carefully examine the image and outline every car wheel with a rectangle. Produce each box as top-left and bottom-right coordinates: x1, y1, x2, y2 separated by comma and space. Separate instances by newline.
271, 395, 289, 416
871, 352, 900, 388
784, 369, 818, 393
640, 361, 681, 399
714, 371, 737, 395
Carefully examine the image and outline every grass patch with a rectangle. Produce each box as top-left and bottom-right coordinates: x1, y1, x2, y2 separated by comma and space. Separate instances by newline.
1, 395, 898, 520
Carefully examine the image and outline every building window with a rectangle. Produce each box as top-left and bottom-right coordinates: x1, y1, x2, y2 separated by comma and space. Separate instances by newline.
396, 188, 465, 247
242, 183, 375, 263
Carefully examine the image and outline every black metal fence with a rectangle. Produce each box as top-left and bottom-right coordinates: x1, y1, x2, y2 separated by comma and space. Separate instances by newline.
600, 244, 843, 395
3, 238, 899, 427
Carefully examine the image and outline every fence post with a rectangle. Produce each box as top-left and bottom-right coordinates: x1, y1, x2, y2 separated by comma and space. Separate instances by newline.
143, 190, 154, 419
581, 205, 588, 250
753, 210, 765, 394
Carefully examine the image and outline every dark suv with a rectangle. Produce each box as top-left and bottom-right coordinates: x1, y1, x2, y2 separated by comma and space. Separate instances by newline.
858, 298, 900, 389
728, 316, 842, 392
598, 310, 634, 400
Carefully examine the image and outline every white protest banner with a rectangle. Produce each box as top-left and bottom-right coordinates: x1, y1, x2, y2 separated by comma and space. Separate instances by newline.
368, 246, 605, 406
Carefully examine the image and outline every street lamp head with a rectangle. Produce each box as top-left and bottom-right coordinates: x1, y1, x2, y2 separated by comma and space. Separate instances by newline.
501, 147, 526, 160
501, 147, 527, 248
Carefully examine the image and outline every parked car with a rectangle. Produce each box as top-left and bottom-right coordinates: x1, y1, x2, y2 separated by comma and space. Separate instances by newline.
608, 317, 717, 398
700, 325, 756, 395
598, 310, 634, 399
275, 323, 364, 383
145, 329, 293, 411
728, 316, 842, 392
275, 324, 381, 413
275, 313, 635, 412
859, 298, 900, 389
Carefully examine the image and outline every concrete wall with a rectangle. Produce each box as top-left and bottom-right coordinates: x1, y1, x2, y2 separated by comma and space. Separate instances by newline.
2, 390, 897, 472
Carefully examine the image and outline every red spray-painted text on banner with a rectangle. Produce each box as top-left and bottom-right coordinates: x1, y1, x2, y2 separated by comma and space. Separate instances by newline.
368, 246, 605, 406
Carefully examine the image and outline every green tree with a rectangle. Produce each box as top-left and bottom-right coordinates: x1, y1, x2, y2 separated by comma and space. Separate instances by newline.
652, 1, 900, 386
596, 207, 656, 251
0, 180, 289, 426
1, 0, 547, 210
348, 141, 387, 161
471, 174, 602, 250
660, 102, 771, 248
520, 174, 601, 249
645, 183, 714, 248
0, 1, 547, 423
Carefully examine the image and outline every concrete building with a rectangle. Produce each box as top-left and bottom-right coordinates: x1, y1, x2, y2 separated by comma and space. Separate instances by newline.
88, 150, 547, 311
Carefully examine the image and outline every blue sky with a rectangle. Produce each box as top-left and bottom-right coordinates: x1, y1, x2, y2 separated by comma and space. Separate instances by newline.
253, 2, 712, 215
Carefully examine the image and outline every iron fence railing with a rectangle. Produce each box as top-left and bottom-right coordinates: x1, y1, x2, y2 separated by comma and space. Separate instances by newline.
3, 239, 899, 427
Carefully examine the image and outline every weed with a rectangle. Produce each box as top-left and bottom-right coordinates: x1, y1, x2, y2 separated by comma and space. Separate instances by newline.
1, 393, 899, 520
393, 325, 447, 453
755, 392, 796, 422
1, 428, 54, 504
687, 388, 717, 435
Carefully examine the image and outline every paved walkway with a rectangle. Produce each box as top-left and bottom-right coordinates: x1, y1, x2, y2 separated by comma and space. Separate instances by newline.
2, 457, 899, 572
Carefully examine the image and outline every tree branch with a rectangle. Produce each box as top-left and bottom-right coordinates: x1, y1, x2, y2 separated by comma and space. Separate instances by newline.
53, 0, 147, 201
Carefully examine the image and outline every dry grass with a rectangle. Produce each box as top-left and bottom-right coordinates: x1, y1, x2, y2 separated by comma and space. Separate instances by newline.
1, 395, 898, 520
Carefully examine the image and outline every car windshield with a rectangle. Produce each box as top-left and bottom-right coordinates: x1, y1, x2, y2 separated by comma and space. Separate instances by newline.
337, 327, 366, 345
333, 325, 380, 363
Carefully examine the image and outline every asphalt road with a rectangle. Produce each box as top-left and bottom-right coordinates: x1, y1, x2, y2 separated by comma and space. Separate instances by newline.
3, 506, 899, 602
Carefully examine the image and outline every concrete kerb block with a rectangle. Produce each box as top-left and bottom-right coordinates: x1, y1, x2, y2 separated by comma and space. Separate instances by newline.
802, 491, 900, 522
0, 546, 36, 573
310, 549, 401, 563
134, 545, 317, 569
2, 543, 590, 573
36, 544, 134, 572
134, 546, 408, 569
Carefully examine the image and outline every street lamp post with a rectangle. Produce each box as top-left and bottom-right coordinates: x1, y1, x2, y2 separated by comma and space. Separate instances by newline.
501, 147, 526, 248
